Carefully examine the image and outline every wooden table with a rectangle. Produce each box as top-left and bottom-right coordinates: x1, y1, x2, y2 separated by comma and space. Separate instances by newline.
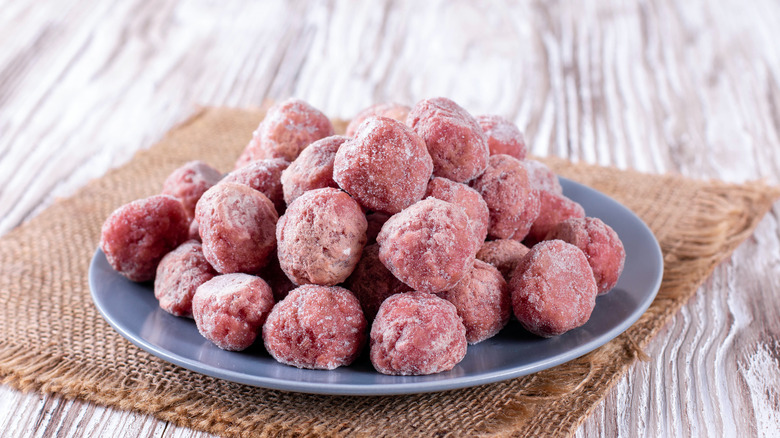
2, 0, 779, 436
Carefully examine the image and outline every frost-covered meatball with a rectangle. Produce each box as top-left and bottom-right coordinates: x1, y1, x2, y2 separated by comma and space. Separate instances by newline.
154, 241, 216, 317
195, 182, 278, 274
192, 273, 275, 351
476, 239, 531, 280
470, 154, 540, 241
377, 198, 478, 293
437, 260, 510, 344
333, 116, 433, 214
546, 217, 626, 295
240, 99, 334, 164
524, 159, 563, 194
524, 191, 585, 246
100, 194, 189, 282
161, 161, 223, 219
276, 187, 367, 286
407, 97, 489, 183
345, 102, 411, 137
344, 243, 409, 321
222, 158, 289, 214
280, 135, 347, 205
263, 285, 367, 370
370, 292, 467, 375
425, 176, 489, 245
476, 114, 527, 160
510, 240, 597, 337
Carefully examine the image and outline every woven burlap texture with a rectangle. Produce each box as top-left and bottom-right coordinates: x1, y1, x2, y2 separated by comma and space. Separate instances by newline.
0, 107, 778, 437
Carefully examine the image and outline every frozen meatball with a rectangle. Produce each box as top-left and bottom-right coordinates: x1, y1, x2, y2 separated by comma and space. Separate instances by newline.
263, 285, 367, 370
345, 102, 411, 137
510, 240, 598, 337
188, 218, 201, 242
377, 198, 477, 293
276, 187, 367, 285
437, 260, 510, 344
470, 154, 540, 241
365, 211, 391, 244
192, 273, 275, 351
333, 116, 433, 214
524, 191, 586, 246
524, 159, 563, 194
370, 292, 467, 375
476, 114, 527, 160
154, 241, 217, 317
407, 97, 489, 182
100, 195, 189, 282
344, 244, 409, 321
241, 99, 334, 163
476, 239, 531, 280
222, 158, 289, 214
546, 217, 626, 295
195, 182, 278, 274
161, 161, 223, 219
280, 135, 347, 205
425, 176, 489, 245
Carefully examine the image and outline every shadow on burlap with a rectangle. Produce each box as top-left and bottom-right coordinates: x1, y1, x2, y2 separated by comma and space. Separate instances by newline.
0, 107, 778, 437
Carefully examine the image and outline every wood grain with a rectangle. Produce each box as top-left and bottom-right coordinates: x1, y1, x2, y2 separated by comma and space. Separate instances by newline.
0, 0, 778, 436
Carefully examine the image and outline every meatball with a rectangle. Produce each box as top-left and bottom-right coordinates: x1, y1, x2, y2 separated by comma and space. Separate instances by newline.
263, 285, 367, 370
509, 240, 598, 337
276, 187, 367, 286
437, 260, 510, 344
524, 191, 586, 246
222, 158, 289, 214
100, 194, 189, 282
476, 114, 527, 160
476, 239, 531, 280
370, 292, 467, 375
407, 97, 489, 183
524, 159, 563, 194
192, 273, 275, 351
258, 254, 297, 302
195, 182, 278, 274
161, 161, 223, 219
344, 243, 409, 321
240, 99, 334, 163
470, 154, 540, 241
280, 135, 347, 205
345, 102, 411, 137
154, 241, 217, 318
333, 116, 433, 214
425, 176, 490, 245
546, 217, 626, 295
377, 198, 478, 294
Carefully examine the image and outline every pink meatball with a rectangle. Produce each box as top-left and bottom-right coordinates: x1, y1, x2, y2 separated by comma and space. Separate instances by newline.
222, 158, 289, 214
470, 154, 540, 241
154, 241, 217, 317
276, 187, 367, 286
370, 292, 467, 375
437, 260, 510, 344
241, 99, 334, 163
195, 183, 278, 274
100, 195, 189, 282
161, 161, 223, 219
476, 114, 527, 160
187, 218, 201, 242
425, 176, 489, 245
510, 240, 597, 337
333, 116, 433, 214
192, 273, 275, 351
280, 135, 347, 205
524, 159, 563, 194
407, 97, 489, 183
344, 243, 409, 321
377, 198, 478, 293
524, 191, 586, 246
345, 102, 411, 137
263, 285, 367, 370
546, 217, 626, 295
476, 239, 531, 280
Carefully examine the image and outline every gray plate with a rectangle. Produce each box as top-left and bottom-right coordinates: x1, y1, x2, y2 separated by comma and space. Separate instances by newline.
89, 177, 663, 395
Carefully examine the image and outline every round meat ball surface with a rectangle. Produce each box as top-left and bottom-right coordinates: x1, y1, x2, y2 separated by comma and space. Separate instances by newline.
154, 241, 216, 318
222, 158, 289, 214
161, 160, 223, 220
345, 102, 411, 137
476, 114, 527, 160
425, 176, 490, 246
281, 135, 347, 205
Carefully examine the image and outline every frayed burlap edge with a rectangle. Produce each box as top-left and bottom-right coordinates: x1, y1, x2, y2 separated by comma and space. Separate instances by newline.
0, 107, 778, 438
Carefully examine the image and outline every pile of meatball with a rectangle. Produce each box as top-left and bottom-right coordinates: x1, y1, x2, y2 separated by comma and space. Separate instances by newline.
100, 97, 625, 376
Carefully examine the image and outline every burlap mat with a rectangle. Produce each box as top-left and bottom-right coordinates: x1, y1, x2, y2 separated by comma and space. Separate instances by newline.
1, 107, 778, 437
